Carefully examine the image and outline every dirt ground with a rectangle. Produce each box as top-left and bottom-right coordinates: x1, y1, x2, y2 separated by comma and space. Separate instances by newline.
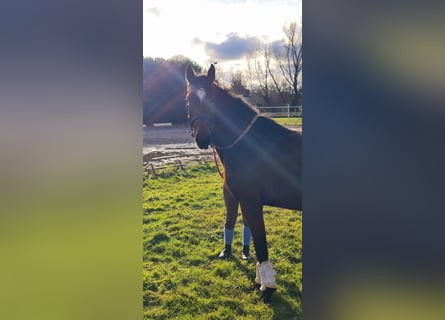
143, 124, 193, 146
143, 123, 302, 167
143, 125, 213, 167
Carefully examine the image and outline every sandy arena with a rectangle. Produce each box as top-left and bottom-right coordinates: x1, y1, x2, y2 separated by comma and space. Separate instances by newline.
143, 124, 301, 167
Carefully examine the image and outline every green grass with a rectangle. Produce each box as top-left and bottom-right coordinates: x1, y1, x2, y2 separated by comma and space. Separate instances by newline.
272, 117, 302, 127
143, 164, 302, 319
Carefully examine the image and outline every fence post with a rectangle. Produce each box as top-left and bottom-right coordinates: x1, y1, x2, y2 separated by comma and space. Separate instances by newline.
150, 163, 157, 177
287, 104, 290, 118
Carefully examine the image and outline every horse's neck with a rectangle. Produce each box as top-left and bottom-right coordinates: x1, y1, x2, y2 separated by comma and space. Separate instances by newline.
212, 86, 257, 148
214, 86, 256, 121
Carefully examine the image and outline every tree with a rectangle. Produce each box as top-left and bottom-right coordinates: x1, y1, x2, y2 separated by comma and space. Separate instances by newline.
143, 56, 202, 124
246, 46, 272, 106
244, 21, 302, 107
230, 71, 250, 96
277, 22, 302, 106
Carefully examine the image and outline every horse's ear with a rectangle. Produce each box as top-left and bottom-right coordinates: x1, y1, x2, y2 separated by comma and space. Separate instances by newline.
185, 64, 196, 84
207, 64, 215, 84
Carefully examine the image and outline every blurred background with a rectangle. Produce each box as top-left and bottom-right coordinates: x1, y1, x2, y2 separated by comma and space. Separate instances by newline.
0, 1, 142, 319
1, 0, 444, 319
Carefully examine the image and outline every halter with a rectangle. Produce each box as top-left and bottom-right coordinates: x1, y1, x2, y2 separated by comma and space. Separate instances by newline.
211, 114, 259, 150
187, 86, 215, 137
189, 114, 213, 136
187, 86, 259, 150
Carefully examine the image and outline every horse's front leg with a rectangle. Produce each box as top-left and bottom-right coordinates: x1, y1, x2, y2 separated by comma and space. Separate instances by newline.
240, 201, 277, 303
217, 185, 239, 259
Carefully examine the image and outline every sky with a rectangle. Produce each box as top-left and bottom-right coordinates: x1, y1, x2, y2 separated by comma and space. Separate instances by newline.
143, 0, 301, 72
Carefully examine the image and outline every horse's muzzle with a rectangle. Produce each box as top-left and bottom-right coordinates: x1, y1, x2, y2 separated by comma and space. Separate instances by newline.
196, 137, 210, 149
193, 120, 211, 149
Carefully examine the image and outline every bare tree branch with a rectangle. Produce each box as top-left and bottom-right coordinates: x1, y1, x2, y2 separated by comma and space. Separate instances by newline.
243, 22, 302, 106
278, 22, 302, 105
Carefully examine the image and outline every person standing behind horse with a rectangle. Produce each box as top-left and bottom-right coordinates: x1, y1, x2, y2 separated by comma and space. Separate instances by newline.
218, 185, 252, 260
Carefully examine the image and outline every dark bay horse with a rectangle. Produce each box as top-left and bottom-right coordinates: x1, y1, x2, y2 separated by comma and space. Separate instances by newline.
185, 64, 302, 302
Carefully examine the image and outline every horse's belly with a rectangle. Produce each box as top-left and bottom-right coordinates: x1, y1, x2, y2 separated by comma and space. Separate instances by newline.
225, 151, 301, 210
262, 184, 302, 211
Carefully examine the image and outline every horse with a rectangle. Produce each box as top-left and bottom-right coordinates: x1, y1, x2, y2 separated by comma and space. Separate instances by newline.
185, 64, 302, 303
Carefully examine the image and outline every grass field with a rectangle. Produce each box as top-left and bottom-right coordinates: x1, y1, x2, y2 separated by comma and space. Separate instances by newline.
143, 164, 302, 319
270, 117, 302, 127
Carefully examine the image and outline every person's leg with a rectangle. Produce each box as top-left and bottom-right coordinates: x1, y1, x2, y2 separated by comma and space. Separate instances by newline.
241, 218, 252, 260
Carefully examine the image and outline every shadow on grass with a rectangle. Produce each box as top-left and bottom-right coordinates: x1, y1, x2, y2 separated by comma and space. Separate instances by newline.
270, 291, 301, 320
229, 256, 301, 319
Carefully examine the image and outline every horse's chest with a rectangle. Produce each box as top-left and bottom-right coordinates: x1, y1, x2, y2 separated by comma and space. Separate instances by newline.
225, 159, 269, 193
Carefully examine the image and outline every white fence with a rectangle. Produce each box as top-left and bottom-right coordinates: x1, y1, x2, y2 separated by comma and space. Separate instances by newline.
256, 105, 302, 118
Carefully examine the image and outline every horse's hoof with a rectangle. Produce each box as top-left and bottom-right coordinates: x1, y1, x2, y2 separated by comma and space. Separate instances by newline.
261, 287, 276, 304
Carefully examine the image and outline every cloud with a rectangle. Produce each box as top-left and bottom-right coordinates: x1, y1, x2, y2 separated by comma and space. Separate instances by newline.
191, 37, 204, 46
270, 39, 286, 54
203, 33, 261, 61
147, 7, 161, 16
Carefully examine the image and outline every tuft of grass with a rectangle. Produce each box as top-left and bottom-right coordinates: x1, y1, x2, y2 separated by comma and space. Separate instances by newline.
143, 164, 302, 319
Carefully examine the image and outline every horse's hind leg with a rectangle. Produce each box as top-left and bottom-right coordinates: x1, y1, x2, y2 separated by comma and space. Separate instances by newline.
240, 202, 277, 303
240, 202, 268, 262
257, 261, 277, 303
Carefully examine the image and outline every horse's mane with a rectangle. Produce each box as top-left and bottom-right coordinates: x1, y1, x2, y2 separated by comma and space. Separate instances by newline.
211, 82, 301, 137
211, 83, 258, 114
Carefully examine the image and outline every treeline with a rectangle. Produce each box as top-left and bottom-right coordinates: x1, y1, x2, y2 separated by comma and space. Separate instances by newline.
143, 22, 302, 125
143, 55, 201, 125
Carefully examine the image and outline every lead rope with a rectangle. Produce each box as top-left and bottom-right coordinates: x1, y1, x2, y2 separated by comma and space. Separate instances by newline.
212, 145, 237, 199
212, 145, 224, 179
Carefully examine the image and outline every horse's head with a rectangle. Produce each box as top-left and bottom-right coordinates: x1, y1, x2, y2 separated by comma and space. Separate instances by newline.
185, 64, 215, 149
